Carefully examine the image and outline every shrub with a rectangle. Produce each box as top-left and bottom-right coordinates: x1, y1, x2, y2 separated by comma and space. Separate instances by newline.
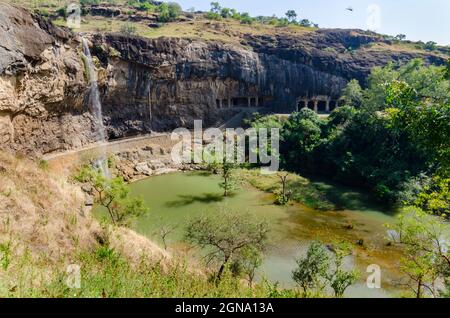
74, 166, 147, 226
239, 12, 254, 25
424, 41, 437, 51
157, 2, 181, 22
205, 11, 221, 20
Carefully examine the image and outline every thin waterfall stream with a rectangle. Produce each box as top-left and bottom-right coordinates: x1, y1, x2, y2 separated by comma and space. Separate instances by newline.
81, 37, 109, 177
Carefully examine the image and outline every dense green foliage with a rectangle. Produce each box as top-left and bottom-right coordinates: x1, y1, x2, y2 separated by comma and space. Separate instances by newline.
249, 59, 450, 297
157, 2, 182, 22
253, 59, 449, 208
206, 2, 254, 24
292, 242, 359, 298
388, 207, 449, 297
292, 242, 329, 295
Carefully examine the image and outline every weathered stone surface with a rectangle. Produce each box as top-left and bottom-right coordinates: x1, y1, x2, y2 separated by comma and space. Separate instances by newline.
0, 3, 92, 156
0, 3, 71, 75
134, 162, 152, 175
242, 29, 445, 84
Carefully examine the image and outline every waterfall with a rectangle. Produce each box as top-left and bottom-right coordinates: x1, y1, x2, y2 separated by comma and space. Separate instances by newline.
81, 37, 109, 177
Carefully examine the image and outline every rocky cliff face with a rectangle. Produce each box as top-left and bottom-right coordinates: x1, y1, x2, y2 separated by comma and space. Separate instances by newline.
0, 3, 446, 156
0, 3, 92, 155
92, 33, 346, 128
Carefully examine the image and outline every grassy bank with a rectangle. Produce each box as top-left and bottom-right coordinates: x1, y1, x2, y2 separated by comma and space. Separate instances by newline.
1, 243, 300, 298
239, 169, 334, 210
239, 168, 380, 211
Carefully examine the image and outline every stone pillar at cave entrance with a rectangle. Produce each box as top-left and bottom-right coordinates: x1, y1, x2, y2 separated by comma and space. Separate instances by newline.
228, 98, 232, 108
247, 97, 251, 107
219, 99, 223, 108
313, 100, 318, 113
326, 99, 330, 113
256, 97, 259, 107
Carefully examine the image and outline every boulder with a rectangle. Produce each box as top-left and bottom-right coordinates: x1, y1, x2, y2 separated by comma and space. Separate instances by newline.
149, 160, 165, 170
134, 162, 152, 175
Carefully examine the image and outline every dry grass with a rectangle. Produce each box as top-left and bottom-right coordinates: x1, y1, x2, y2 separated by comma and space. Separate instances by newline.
0, 151, 98, 262
7, 0, 315, 46
361, 41, 446, 57
0, 151, 170, 288
50, 14, 314, 46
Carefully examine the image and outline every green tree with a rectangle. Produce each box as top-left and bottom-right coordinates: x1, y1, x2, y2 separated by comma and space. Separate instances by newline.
414, 176, 450, 216
281, 109, 324, 171
247, 113, 283, 170
277, 18, 289, 27
299, 19, 312, 27
384, 71, 450, 174
424, 41, 437, 51
239, 12, 253, 24
389, 207, 450, 298
210, 1, 221, 13
363, 62, 399, 111
230, 8, 240, 20
238, 246, 263, 287
80, 0, 100, 5
157, 2, 181, 22
325, 243, 359, 298
220, 7, 231, 18
395, 34, 406, 41
326, 105, 358, 128
292, 241, 330, 295
341, 79, 363, 107
75, 166, 147, 226
275, 172, 291, 205
185, 211, 269, 281
219, 162, 237, 197
292, 241, 359, 297
285, 10, 297, 23
168, 2, 182, 17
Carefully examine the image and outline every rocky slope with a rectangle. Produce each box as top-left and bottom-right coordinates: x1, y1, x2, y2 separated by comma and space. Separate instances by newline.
0, 2, 446, 156
0, 150, 169, 266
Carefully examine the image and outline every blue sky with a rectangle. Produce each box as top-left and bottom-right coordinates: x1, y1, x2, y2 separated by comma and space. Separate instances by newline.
171, 0, 450, 45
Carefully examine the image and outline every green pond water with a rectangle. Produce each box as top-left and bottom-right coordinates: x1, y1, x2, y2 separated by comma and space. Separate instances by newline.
95, 171, 406, 298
